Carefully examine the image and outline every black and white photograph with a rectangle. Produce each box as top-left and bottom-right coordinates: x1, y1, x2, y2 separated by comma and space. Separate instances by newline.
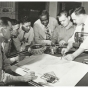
0, 1, 88, 87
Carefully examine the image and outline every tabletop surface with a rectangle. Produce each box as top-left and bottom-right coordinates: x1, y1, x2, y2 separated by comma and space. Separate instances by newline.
11, 49, 88, 86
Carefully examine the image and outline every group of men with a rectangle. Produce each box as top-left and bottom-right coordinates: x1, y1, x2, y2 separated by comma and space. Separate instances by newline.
0, 6, 88, 85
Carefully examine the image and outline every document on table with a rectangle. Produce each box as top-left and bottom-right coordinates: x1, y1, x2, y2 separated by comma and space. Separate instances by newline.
11, 54, 88, 86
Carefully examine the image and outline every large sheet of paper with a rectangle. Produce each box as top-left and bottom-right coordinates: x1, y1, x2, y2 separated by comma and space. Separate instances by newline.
11, 54, 88, 86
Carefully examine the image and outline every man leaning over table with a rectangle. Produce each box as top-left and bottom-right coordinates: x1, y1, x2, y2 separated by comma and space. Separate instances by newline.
11, 19, 21, 53
61, 7, 88, 61
0, 17, 37, 85
33, 10, 58, 45
52, 10, 75, 46
18, 16, 34, 51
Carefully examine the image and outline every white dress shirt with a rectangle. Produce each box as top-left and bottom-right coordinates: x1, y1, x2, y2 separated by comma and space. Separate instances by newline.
68, 15, 88, 50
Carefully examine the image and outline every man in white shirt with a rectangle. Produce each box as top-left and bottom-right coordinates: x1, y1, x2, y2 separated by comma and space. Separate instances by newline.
61, 7, 88, 61
33, 10, 58, 45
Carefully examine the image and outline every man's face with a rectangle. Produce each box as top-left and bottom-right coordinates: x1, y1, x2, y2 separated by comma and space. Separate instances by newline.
71, 12, 83, 25
12, 24, 20, 37
40, 15, 49, 27
1, 21, 12, 41
58, 14, 70, 27
22, 22, 31, 33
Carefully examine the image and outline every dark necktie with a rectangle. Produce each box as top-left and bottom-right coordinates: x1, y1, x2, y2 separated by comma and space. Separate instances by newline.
45, 27, 51, 40
80, 24, 85, 41
74, 24, 85, 47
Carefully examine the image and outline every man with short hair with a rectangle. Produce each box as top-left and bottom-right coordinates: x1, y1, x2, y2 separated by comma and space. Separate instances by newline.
11, 19, 21, 52
61, 7, 88, 61
18, 16, 34, 51
5, 19, 21, 55
33, 10, 58, 45
52, 10, 75, 46
0, 17, 37, 85
0, 18, 21, 64
0, 17, 13, 56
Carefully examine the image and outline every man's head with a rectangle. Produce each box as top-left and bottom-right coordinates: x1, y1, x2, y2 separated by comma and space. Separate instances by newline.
20, 16, 31, 33
11, 19, 20, 37
39, 10, 49, 27
0, 17, 12, 41
71, 7, 86, 25
57, 10, 70, 27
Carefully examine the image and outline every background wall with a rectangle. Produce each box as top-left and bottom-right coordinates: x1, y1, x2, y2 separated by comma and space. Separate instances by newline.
49, 2, 58, 18
0, 2, 88, 23
82, 2, 88, 14
46, 2, 81, 18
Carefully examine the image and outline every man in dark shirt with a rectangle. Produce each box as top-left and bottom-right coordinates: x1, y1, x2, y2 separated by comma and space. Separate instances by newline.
0, 17, 37, 85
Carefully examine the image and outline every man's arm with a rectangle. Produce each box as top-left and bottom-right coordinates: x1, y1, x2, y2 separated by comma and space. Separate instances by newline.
52, 26, 59, 44
62, 36, 88, 61
13, 37, 21, 52
33, 23, 51, 45
72, 48, 85, 59
67, 41, 73, 51
3, 71, 37, 84
62, 47, 85, 61
25, 27, 34, 46
2, 47, 12, 73
72, 36, 88, 59
65, 30, 76, 51
61, 41, 73, 55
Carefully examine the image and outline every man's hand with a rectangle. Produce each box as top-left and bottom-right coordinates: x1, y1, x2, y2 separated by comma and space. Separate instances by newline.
59, 40, 66, 46
22, 71, 37, 82
10, 56, 19, 63
61, 48, 69, 55
63, 54, 75, 61
20, 45, 26, 51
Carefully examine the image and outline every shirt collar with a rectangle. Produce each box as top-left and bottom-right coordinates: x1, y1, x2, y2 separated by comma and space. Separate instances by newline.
61, 22, 73, 30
